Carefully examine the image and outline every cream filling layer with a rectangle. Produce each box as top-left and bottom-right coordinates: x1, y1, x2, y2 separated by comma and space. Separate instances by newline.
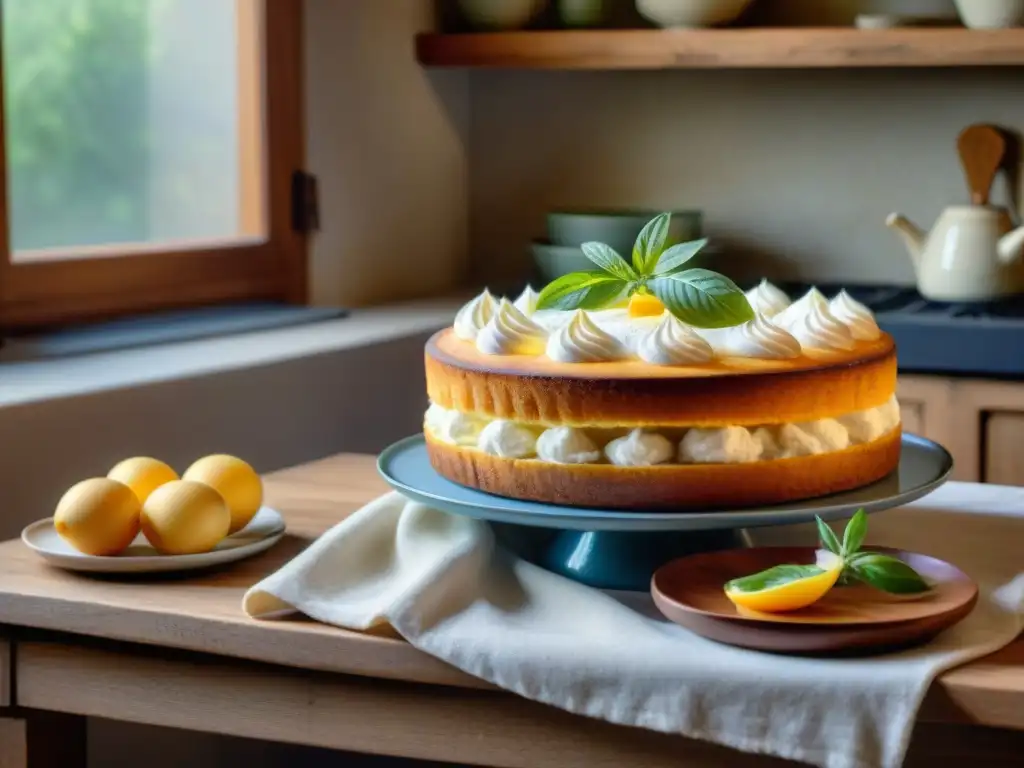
425, 396, 900, 467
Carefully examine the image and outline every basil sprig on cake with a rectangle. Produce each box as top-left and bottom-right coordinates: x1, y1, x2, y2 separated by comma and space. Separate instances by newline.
536, 213, 755, 328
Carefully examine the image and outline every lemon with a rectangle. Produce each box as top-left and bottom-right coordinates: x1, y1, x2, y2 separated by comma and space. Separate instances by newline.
141, 480, 230, 555
724, 552, 843, 613
108, 457, 178, 505
183, 454, 263, 533
53, 478, 141, 556
628, 293, 665, 318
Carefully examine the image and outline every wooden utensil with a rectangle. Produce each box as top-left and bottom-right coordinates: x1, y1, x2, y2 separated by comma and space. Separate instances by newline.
651, 546, 978, 655
958, 124, 1006, 206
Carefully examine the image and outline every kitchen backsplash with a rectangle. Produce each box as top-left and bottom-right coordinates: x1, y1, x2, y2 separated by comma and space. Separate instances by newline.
464, 0, 1024, 289
469, 67, 1024, 288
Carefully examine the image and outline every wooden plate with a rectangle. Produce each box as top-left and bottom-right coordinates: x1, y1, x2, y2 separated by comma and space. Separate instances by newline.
651, 547, 978, 655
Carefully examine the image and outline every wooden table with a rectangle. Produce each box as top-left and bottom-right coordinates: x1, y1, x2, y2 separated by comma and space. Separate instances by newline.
2, 454, 1024, 768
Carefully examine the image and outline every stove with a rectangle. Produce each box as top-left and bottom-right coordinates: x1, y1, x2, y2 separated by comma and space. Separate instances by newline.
777, 282, 1024, 377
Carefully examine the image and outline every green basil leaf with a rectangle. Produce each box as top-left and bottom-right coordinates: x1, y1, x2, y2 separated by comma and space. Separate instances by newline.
725, 564, 825, 594
815, 516, 842, 556
841, 509, 868, 556
652, 239, 708, 276
632, 212, 671, 275
648, 268, 756, 328
581, 242, 638, 282
849, 553, 931, 595
536, 271, 630, 312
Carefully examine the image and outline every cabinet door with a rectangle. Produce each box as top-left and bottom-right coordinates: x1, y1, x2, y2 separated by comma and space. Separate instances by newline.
898, 400, 925, 436
896, 375, 980, 482
896, 376, 951, 442
984, 412, 1024, 486
949, 380, 1024, 485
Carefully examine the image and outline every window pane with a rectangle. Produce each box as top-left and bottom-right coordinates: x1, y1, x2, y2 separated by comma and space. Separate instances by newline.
2, 0, 264, 256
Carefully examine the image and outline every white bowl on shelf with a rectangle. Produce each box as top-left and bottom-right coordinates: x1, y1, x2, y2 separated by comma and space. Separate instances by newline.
457, 0, 547, 30
636, 0, 754, 28
954, 0, 1024, 28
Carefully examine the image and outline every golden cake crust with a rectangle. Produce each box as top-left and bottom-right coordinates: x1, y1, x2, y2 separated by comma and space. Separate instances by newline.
426, 429, 902, 510
426, 329, 898, 427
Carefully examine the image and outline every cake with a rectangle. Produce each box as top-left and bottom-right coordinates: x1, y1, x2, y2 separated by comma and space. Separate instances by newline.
424, 215, 900, 510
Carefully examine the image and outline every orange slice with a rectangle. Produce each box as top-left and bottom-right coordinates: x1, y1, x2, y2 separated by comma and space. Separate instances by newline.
628, 293, 665, 317
724, 552, 843, 613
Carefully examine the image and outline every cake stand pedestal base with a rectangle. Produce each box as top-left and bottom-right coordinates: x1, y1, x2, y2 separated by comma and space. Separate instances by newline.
492, 525, 748, 591
378, 434, 954, 593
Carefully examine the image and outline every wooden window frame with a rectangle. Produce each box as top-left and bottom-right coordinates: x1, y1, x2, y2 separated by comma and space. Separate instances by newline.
0, 0, 307, 330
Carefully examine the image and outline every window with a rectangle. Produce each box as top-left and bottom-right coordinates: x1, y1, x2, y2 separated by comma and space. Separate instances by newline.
0, 0, 306, 329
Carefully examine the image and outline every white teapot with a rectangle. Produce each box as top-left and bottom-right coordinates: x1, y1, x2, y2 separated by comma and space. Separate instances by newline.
886, 205, 1024, 302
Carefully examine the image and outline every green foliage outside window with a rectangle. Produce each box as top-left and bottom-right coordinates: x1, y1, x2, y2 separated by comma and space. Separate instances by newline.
3, 0, 165, 250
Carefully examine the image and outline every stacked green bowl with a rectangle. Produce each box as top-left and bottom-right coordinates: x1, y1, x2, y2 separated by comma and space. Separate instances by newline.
532, 209, 703, 283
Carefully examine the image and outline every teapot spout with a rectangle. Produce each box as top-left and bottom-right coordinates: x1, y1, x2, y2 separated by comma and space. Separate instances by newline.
886, 213, 926, 270
998, 225, 1024, 265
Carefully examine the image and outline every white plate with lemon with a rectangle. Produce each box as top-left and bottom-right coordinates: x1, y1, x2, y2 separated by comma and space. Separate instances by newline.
23, 454, 287, 574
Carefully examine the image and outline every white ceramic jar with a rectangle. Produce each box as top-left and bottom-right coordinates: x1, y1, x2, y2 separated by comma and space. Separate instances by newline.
636, 0, 755, 27
458, 0, 547, 30
954, 0, 1024, 28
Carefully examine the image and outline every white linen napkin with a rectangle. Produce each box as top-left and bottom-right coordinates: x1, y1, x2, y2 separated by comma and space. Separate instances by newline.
243, 482, 1024, 768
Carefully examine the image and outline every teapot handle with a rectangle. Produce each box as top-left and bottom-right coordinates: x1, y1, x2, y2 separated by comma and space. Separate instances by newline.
998, 148, 1022, 224
992, 172, 1023, 226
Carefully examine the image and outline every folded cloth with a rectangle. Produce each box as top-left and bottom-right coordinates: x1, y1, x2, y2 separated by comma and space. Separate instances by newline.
243, 483, 1024, 768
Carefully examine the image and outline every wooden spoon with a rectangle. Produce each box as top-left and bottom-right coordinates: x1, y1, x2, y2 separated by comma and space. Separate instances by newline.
957, 124, 1006, 206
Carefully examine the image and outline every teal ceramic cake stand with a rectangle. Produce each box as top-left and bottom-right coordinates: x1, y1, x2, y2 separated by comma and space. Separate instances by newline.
377, 435, 952, 591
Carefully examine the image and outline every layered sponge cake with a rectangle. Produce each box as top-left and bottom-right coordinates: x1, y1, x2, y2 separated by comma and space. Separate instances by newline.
424, 281, 899, 510
423, 217, 899, 510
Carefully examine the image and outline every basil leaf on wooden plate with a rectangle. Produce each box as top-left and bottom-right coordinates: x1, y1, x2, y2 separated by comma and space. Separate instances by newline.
581, 242, 638, 282
848, 553, 931, 594
816, 516, 842, 556
632, 212, 670, 275
648, 268, 755, 328
841, 509, 868, 556
536, 271, 630, 311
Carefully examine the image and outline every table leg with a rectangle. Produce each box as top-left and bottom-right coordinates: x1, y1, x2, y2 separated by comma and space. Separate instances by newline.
0, 712, 86, 768
0, 718, 26, 768
24, 711, 86, 768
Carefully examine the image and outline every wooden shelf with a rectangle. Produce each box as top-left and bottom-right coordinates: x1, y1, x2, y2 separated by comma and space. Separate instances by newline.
416, 28, 1024, 70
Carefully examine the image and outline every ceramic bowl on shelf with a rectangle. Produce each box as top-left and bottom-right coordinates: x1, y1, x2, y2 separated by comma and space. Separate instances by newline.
546, 208, 703, 256
557, 0, 609, 27
530, 241, 593, 282
954, 0, 1024, 28
457, 0, 548, 30
636, 0, 754, 28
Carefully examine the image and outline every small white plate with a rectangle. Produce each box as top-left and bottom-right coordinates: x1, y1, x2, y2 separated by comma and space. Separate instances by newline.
22, 506, 286, 574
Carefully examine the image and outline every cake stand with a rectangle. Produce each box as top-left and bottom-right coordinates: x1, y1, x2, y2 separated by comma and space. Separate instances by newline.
377, 434, 953, 591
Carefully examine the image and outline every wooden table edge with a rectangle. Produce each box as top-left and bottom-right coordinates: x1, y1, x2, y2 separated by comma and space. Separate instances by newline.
0, 596, 487, 690
0, 616, 1020, 730
5, 634, 1024, 768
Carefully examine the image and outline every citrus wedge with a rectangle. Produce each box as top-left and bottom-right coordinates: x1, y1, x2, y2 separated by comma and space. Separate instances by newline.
724, 551, 843, 613
628, 293, 665, 317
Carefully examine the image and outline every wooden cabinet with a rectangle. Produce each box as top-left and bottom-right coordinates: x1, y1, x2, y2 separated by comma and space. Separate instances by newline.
897, 375, 1024, 486
984, 412, 1024, 486
955, 380, 1024, 486
898, 401, 924, 437
896, 375, 954, 453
